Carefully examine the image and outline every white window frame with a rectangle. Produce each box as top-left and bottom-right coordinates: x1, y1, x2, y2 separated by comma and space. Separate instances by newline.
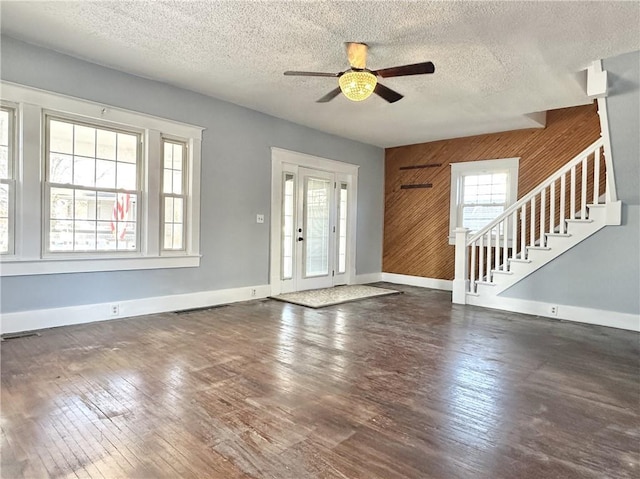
449, 157, 519, 245
44, 113, 144, 255
160, 136, 188, 252
0, 102, 17, 255
0, 81, 204, 276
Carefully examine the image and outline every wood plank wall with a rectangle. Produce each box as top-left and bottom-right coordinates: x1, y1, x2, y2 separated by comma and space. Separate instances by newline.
383, 102, 601, 280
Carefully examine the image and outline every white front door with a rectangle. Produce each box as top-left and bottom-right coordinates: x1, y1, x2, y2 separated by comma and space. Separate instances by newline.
296, 168, 335, 291
270, 148, 357, 295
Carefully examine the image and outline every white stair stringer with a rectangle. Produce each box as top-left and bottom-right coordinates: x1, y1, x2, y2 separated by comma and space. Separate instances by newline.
470, 201, 621, 300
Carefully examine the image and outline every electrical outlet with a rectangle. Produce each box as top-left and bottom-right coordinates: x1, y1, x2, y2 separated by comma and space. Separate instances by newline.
250, 289, 257, 297
550, 305, 558, 316
256, 214, 264, 224
110, 304, 120, 316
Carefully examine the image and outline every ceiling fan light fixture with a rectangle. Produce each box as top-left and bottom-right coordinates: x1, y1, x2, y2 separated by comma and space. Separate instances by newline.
338, 70, 377, 101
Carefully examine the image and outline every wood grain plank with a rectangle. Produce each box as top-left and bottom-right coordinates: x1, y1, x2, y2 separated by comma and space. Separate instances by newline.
384, 103, 602, 279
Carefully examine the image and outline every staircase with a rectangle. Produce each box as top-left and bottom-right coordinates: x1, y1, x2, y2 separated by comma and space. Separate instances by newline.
452, 137, 621, 305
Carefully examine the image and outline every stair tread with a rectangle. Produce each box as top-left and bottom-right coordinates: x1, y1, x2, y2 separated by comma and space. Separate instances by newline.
587, 203, 607, 208
475, 281, 496, 286
566, 218, 593, 223
509, 258, 532, 263
546, 233, 571, 237
527, 246, 551, 250
491, 270, 513, 275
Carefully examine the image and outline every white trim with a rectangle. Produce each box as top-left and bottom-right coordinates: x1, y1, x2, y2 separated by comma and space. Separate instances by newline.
597, 96, 617, 202
0, 255, 201, 276
0, 283, 271, 334
380, 272, 453, 291
353, 272, 382, 284
449, 157, 519, 244
271, 147, 360, 174
467, 294, 639, 332
587, 60, 608, 99
0, 82, 203, 140
270, 147, 359, 295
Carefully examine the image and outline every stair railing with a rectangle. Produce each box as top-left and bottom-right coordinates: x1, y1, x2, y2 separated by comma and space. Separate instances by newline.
453, 138, 607, 304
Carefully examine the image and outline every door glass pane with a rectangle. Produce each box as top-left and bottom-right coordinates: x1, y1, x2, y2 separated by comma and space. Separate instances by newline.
282, 173, 294, 280
338, 183, 348, 274
304, 177, 330, 277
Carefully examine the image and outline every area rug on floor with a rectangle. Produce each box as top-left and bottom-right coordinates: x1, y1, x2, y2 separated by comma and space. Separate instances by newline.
270, 285, 401, 308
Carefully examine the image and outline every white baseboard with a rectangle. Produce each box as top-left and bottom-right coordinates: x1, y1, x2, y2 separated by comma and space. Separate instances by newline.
466, 294, 639, 332
353, 273, 382, 284
380, 272, 453, 291
0, 284, 272, 334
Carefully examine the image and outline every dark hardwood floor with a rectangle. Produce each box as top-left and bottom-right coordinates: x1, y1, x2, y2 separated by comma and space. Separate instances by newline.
1, 283, 638, 478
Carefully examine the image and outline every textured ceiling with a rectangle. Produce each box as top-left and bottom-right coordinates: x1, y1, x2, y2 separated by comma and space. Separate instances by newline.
2, 1, 639, 147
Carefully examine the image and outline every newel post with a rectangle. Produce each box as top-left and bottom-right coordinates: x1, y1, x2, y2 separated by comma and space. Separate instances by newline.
452, 227, 469, 305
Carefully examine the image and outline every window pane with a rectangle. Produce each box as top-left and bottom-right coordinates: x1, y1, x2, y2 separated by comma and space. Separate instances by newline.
164, 224, 173, 249
173, 198, 183, 223
163, 169, 172, 193
172, 143, 184, 170
49, 220, 74, 251
305, 177, 330, 277
50, 153, 73, 184
74, 125, 96, 157
74, 156, 96, 187
49, 120, 73, 154
338, 183, 348, 274
96, 159, 116, 189
117, 222, 136, 250
0, 184, 8, 254
282, 173, 294, 280
172, 223, 183, 250
172, 170, 182, 194
116, 162, 136, 190
50, 188, 74, 220
164, 197, 174, 223
462, 205, 505, 232
75, 190, 97, 221
0, 184, 8, 218
0, 146, 7, 179
0, 109, 8, 146
74, 221, 96, 251
163, 142, 173, 169
0, 218, 8, 253
117, 133, 137, 163
97, 191, 117, 221
96, 129, 117, 160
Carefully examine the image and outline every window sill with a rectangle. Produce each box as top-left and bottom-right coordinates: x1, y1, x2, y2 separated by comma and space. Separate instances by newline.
0, 254, 201, 277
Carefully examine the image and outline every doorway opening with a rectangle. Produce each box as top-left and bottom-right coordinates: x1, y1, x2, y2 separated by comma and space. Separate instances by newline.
270, 148, 358, 295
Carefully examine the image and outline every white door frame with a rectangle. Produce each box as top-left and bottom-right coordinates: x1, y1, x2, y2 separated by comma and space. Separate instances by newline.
270, 147, 359, 296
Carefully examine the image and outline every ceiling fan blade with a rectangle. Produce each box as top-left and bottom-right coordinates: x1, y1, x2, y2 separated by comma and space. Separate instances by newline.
374, 83, 403, 103
284, 71, 339, 77
317, 87, 342, 103
374, 61, 435, 78
346, 42, 368, 69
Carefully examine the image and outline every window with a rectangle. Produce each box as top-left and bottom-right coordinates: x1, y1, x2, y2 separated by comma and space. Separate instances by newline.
281, 173, 295, 280
449, 157, 519, 243
162, 138, 187, 251
0, 105, 15, 254
46, 117, 141, 253
337, 182, 348, 274
0, 82, 203, 276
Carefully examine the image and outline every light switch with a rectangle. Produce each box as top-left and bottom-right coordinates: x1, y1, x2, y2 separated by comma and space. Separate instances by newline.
256, 214, 265, 224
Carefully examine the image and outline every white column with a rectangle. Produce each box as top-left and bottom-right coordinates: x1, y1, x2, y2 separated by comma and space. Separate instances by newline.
452, 227, 469, 305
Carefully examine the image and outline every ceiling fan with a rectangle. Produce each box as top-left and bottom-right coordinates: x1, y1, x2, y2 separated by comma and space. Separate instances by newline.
284, 42, 435, 103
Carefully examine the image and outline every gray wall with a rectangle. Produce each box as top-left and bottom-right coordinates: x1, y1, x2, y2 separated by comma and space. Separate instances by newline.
503, 50, 640, 315
0, 36, 384, 313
